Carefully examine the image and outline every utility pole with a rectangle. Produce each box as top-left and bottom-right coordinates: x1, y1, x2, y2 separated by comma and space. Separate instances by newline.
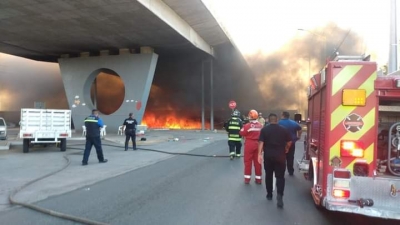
389, 0, 398, 73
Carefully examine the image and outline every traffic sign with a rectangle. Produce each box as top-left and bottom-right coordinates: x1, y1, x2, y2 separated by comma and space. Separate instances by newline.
229, 100, 236, 109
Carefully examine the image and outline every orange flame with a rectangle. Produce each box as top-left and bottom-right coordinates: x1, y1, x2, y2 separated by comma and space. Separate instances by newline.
142, 112, 209, 129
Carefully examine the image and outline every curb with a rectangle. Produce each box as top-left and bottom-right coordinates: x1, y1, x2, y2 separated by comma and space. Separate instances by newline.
0, 142, 10, 150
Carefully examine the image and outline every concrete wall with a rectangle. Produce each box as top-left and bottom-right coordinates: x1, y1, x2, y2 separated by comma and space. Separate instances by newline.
58, 53, 158, 132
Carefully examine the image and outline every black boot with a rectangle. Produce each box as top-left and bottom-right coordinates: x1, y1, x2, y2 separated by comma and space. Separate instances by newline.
277, 195, 284, 208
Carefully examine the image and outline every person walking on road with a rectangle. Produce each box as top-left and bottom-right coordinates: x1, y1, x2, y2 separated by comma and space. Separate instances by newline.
82, 109, 108, 166
240, 109, 263, 184
278, 111, 302, 176
258, 113, 292, 208
225, 109, 243, 160
123, 113, 138, 151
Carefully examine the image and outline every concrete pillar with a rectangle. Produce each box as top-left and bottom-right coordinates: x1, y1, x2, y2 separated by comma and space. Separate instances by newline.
58, 53, 158, 132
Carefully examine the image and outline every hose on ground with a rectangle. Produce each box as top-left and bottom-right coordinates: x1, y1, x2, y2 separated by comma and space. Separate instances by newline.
67, 142, 231, 158
8, 139, 229, 224
8, 155, 110, 225
104, 143, 230, 158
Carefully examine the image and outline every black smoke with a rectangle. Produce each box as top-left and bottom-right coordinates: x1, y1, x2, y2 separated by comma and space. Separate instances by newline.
246, 24, 365, 112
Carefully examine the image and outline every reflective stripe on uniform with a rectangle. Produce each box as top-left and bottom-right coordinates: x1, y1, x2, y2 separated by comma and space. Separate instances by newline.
84, 119, 98, 123
244, 175, 251, 179
248, 127, 261, 132
229, 138, 242, 141
228, 126, 240, 130
255, 176, 262, 179
230, 152, 235, 156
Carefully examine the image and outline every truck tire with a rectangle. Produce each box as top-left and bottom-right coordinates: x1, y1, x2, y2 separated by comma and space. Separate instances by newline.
315, 197, 325, 210
60, 138, 66, 152
23, 139, 30, 153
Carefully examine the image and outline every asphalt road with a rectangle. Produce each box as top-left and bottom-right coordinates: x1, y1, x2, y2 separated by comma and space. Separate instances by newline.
0, 141, 398, 225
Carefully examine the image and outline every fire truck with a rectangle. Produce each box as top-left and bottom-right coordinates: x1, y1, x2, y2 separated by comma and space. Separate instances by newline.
298, 54, 400, 220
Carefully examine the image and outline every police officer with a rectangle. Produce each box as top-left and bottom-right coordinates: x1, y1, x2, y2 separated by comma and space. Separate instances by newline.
123, 113, 138, 151
82, 109, 108, 166
225, 110, 243, 160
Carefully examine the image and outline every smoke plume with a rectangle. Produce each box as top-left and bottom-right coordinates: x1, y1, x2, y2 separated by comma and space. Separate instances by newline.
246, 24, 365, 112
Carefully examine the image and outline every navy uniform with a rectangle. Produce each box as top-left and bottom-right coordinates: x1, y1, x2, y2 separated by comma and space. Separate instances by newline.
278, 111, 302, 176
123, 113, 138, 151
225, 110, 243, 160
258, 113, 292, 208
82, 109, 108, 166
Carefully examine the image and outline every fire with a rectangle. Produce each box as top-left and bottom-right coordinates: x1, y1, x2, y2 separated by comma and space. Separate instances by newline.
142, 112, 208, 129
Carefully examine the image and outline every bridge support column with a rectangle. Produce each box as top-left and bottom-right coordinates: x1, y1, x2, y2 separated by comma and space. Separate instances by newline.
58, 53, 158, 132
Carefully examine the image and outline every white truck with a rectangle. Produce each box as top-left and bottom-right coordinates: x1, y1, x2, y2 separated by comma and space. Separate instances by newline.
19, 108, 72, 153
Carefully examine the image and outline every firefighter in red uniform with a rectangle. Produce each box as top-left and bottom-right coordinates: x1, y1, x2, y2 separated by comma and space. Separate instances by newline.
240, 109, 263, 184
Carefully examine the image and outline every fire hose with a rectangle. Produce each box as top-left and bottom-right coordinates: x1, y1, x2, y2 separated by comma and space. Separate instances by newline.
8, 153, 109, 225
8, 142, 231, 225
103, 143, 231, 157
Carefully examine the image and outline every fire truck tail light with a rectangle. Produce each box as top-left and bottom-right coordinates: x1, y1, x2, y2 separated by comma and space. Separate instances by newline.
333, 170, 351, 179
333, 189, 350, 198
340, 140, 364, 157
23, 133, 32, 137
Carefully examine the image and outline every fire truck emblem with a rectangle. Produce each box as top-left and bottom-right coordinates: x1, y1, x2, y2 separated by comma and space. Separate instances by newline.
343, 113, 364, 133
330, 156, 342, 167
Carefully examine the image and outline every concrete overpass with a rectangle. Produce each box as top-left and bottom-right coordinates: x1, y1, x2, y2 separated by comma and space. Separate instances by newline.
0, 0, 231, 131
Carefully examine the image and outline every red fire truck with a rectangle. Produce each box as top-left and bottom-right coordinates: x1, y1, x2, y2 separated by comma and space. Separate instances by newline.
299, 54, 400, 219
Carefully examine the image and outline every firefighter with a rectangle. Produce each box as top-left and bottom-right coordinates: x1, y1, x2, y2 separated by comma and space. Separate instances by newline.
225, 109, 243, 160
278, 111, 302, 176
240, 109, 263, 184
257, 112, 266, 126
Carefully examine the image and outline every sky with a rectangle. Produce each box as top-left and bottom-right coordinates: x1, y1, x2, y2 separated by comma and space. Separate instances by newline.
203, 0, 392, 65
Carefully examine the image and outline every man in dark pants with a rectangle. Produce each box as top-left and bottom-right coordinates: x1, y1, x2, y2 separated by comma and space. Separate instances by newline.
278, 111, 302, 176
82, 109, 108, 166
123, 113, 138, 151
258, 113, 292, 208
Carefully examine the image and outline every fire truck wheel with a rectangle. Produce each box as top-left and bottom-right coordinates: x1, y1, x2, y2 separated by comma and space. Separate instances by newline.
60, 139, 66, 152
314, 200, 324, 210
23, 139, 30, 153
